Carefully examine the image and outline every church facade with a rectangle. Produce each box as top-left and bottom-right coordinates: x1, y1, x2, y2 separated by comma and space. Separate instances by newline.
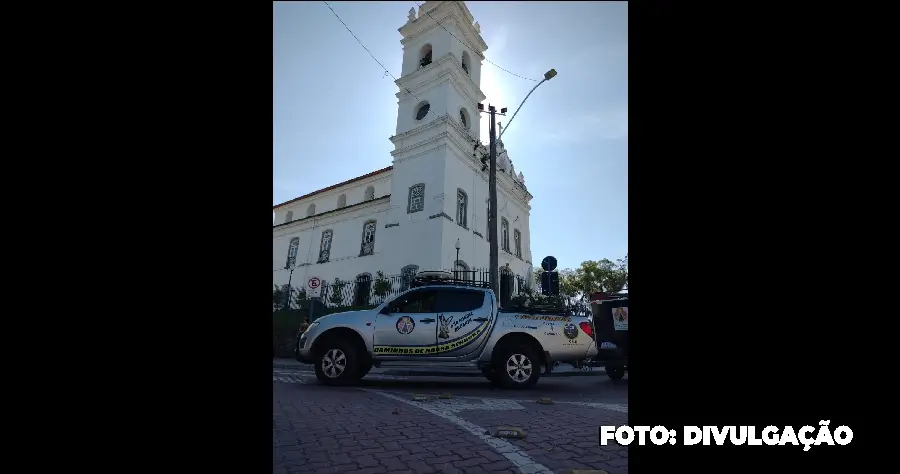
273, 1, 533, 294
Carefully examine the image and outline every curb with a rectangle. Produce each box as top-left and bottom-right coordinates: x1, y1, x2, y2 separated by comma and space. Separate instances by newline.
273, 362, 609, 378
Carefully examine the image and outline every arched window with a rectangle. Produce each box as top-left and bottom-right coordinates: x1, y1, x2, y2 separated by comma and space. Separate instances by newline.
459, 108, 469, 129
364, 186, 375, 201
307, 203, 316, 217
284, 211, 293, 223
415, 102, 430, 121
461, 51, 471, 75
360, 220, 376, 256
318, 230, 333, 263
419, 44, 433, 68
401, 265, 420, 292
456, 189, 467, 228
285, 237, 299, 268
408, 183, 425, 213
337, 194, 347, 208
501, 218, 510, 252
514, 229, 522, 258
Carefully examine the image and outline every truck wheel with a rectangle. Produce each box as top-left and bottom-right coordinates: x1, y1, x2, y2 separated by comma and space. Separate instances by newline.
481, 367, 500, 384
294, 339, 304, 362
314, 338, 361, 386
494, 344, 541, 389
359, 362, 372, 379
606, 365, 625, 380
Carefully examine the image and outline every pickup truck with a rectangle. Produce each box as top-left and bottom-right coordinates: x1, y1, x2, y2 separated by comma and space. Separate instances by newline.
294, 272, 598, 389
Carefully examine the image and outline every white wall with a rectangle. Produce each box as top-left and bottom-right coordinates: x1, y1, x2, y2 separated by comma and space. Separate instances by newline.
273, 173, 391, 225
273, 198, 393, 287
438, 141, 532, 275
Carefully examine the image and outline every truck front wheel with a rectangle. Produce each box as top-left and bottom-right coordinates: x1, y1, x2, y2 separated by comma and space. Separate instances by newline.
494, 344, 541, 389
481, 367, 500, 384
314, 338, 362, 386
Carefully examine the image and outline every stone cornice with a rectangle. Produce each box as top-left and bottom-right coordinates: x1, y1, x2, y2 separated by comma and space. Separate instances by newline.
399, 2, 487, 58
272, 195, 391, 235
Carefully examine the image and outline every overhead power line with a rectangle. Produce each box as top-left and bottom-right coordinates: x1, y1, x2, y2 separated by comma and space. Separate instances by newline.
322, 1, 423, 104
412, 1, 540, 82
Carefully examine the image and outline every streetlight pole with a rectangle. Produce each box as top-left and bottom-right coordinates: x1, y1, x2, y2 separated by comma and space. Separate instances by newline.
481, 69, 557, 300
284, 265, 295, 311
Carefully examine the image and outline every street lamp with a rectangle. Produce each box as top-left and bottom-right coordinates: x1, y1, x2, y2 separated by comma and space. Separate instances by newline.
498, 69, 557, 141
479, 69, 557, 298
455, 238, 461, 280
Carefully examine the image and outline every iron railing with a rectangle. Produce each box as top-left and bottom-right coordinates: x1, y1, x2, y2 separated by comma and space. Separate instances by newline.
275, 267, 530, 310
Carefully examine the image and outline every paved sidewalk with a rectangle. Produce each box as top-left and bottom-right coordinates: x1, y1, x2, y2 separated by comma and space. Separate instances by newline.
274, 381, 628, 473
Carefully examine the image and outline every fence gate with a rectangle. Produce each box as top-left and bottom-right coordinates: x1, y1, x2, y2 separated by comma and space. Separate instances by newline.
353, 274, 372, 306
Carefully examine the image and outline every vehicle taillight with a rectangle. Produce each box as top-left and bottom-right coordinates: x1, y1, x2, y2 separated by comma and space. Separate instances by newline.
579, 321, 594, 339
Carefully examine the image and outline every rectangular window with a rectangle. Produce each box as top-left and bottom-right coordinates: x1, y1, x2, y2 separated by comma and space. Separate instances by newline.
457, 190, 467, 228
514, 230, 522, 258
360, 221, 376, 256
501, 219, 510, 252
318, 230, 332, 263
408, 184, 425, 213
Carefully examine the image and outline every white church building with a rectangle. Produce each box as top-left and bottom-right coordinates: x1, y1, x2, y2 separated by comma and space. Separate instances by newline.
273, 1, 533, 298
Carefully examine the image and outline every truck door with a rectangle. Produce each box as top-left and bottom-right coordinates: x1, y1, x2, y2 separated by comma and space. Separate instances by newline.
433, 289, 492, 357
373, 289, 439, 357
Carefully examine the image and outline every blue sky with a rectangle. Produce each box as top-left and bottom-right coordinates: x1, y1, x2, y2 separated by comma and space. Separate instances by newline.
274, 1, 627, 271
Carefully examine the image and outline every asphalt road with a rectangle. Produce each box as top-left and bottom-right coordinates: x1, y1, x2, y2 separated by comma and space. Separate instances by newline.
273, 365, 628, 474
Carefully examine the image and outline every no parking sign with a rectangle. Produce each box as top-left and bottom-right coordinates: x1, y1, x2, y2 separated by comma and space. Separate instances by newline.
307, 277, 322, 297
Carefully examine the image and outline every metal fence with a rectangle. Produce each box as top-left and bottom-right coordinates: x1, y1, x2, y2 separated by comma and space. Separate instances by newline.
275, 267, 530, 310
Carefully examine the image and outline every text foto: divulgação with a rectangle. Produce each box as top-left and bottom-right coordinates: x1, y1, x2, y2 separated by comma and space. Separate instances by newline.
599, 421, 853, 451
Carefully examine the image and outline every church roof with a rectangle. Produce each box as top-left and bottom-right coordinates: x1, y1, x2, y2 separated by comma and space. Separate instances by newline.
272, 166, 393, 210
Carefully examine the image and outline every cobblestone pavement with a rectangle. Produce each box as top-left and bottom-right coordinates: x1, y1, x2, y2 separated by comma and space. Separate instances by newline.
274, 369, 628, 474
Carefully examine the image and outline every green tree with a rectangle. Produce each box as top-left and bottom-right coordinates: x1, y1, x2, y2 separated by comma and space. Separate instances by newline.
328, 278, 347, 307
569, 255, 629, 302
532, 268, 544, 292
373, 271, 392, 302
273, 284, 290, 311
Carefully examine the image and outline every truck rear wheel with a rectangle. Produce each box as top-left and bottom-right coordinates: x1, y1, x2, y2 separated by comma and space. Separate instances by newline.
314, 338, 362, 386
606, 365, 625, 380
493, 344, 541, 389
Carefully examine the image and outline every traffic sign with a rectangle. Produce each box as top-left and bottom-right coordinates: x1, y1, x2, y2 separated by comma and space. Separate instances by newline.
307, 277, 322, 297
541, 256, 557, 272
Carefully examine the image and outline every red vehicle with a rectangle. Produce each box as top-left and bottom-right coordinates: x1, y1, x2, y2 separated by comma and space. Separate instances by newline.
590, 292, 628, 380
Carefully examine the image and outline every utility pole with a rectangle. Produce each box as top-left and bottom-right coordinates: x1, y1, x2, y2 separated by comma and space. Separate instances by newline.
487, 105, 504, 297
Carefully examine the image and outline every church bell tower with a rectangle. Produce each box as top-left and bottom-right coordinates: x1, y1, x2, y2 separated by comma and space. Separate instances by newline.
392, 1, 488, 142
385, 1, 491, 272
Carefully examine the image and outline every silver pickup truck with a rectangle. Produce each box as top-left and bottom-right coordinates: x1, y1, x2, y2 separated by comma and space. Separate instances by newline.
295, 273, 598, 389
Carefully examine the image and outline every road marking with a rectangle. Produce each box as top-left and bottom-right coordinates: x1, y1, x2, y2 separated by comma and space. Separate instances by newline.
368, 390, 554, 474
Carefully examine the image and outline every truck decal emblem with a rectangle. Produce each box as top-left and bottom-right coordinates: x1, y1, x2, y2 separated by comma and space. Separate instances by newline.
451, 311, 474, 332
396, 316, 416, 335
374, 320, 489, 355
438, 313, 452, 339
563, 322, 578, 339
515, 314, 570, 322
